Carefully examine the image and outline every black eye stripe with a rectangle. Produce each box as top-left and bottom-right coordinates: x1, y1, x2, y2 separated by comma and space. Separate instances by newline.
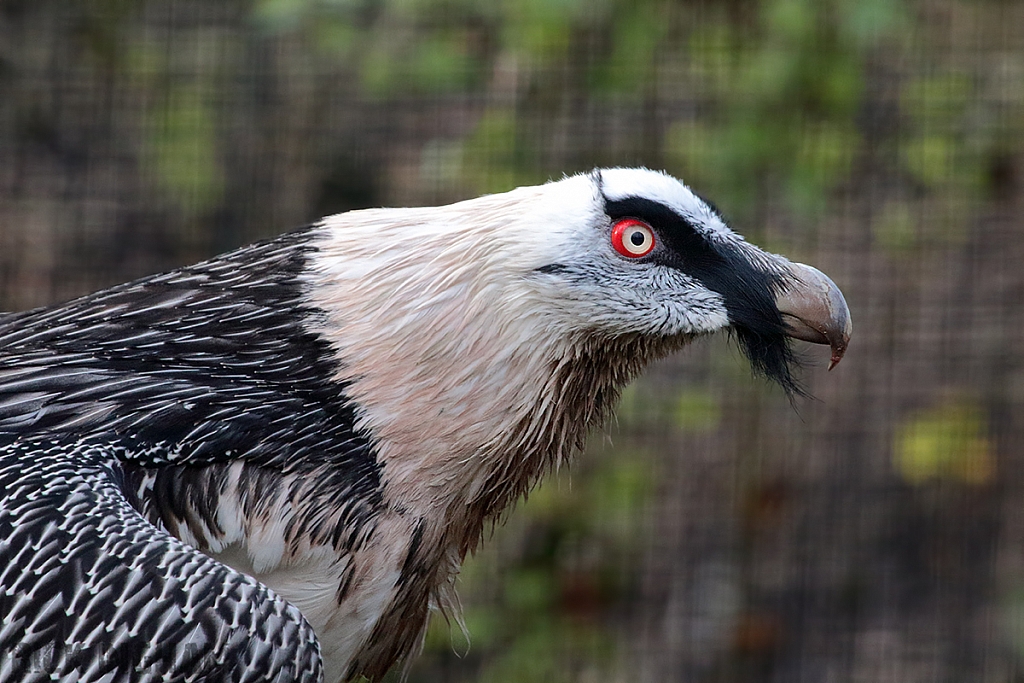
603, 194, 801, 395
605, 196, 721, 269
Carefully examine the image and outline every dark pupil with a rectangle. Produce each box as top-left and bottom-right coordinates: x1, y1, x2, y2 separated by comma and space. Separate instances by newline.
630, 231, 646, 246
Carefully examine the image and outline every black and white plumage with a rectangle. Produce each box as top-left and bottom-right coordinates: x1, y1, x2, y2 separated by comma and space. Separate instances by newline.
0, 169, 850, 682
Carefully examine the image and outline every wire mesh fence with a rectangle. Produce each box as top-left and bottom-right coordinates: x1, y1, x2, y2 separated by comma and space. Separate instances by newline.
2, 1, 1024, 681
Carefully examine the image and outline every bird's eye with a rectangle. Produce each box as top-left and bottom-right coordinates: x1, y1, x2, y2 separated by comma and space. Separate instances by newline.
611, 219, 656, 258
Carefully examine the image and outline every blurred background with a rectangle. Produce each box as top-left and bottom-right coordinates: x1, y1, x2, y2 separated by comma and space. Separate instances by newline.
1, 0, 1023, 681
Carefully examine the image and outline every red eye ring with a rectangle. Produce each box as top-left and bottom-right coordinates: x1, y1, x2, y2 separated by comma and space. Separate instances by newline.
611, 219, 656, 258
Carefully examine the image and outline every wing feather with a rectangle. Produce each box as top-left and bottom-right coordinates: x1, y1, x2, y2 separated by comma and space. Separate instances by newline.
0, 438, 323, 682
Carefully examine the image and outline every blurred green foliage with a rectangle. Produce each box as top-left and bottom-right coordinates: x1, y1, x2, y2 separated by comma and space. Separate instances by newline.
54, 0, 1022, 254
144, 86, 225, 217
895, 399, 994, 486
618, 382, 722, 433
245, 0, 913, 213
108, 0, 1024, 242
669, 0, 889, 219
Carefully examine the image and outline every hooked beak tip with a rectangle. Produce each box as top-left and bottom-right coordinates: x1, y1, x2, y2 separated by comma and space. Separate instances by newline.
827, 339, 848, 371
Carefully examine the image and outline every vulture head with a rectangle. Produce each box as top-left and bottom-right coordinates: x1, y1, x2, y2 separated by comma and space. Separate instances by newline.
527, 167, 850, 393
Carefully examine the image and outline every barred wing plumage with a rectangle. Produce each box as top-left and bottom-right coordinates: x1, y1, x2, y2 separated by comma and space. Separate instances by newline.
0, 438, 323, 682
0, 229, 383, 681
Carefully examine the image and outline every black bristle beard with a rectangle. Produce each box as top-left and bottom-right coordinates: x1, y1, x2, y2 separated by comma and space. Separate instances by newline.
732, 326, 804, 399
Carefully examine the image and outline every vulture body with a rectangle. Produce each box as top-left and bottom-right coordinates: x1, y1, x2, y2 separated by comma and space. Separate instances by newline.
0, 169, 850, 682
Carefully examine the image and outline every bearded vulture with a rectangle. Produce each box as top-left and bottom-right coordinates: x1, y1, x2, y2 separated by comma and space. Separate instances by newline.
0, 168, 850, 682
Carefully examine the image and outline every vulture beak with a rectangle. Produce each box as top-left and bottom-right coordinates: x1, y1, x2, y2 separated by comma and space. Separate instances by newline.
776, 263, 852, 370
